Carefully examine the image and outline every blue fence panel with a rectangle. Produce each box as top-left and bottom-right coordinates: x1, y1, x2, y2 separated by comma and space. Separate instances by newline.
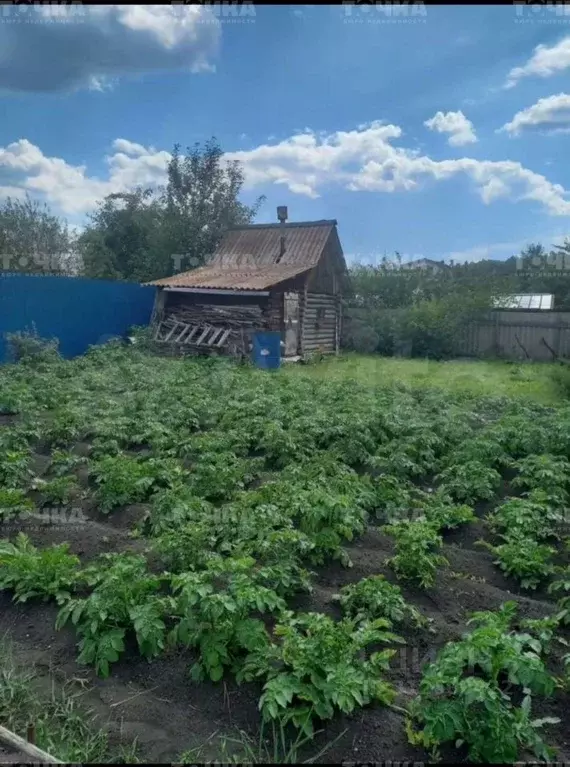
0, 273, 156, 362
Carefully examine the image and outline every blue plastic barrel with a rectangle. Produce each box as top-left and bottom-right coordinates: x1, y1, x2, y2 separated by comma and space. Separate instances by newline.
252, 331, 281, 370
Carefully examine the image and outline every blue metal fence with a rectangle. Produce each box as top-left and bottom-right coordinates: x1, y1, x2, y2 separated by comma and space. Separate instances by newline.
0, 273, 156, 362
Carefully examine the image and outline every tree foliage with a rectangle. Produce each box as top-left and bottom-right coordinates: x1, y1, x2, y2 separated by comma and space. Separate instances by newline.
0, 195, 77, 275
343, 242, 570, 358
78, 138, 264, 282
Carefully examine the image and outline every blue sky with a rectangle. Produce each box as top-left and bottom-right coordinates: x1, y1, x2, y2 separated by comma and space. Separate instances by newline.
2, 3, 570, 265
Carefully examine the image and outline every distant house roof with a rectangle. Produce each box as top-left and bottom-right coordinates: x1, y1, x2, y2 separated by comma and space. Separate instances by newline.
148, 219, 342, 291
493, 293, 554, 311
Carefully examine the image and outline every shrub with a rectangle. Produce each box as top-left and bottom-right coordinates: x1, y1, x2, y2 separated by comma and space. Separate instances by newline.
5, 325, 60, 364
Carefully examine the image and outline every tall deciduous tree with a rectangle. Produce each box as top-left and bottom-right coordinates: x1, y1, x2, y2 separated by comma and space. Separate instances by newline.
78, 138, 265, 282
162, 139, 264, 274
79, 189, 163, 281
0, 195, 77, 274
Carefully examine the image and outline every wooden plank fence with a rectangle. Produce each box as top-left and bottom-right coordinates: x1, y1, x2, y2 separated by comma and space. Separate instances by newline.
455, 310, 570, 361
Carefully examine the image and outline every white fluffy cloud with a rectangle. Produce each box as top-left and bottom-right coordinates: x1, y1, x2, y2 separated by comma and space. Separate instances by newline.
0, 138, 170, 215
505, 36, 570, 89
2, 122, 570, 219
0, 4, 219, 92
423, 110, 477, 146
500, 93, 570, 136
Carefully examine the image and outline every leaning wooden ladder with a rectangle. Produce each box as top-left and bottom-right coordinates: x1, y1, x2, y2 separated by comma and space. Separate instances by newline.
153, 321, 232, 350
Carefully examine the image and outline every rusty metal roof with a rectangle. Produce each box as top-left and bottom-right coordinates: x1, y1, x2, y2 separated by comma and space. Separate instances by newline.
211, 220, 336, 269
149, 262, 313, 291
147, 219, 339, 291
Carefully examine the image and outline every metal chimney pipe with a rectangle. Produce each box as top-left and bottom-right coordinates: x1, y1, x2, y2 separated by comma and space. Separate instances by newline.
277, 206, 287, 263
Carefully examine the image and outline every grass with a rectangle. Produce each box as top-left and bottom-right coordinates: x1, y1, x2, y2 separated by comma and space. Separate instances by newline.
285, 353, 559, 404
0, 637, 138, 763
177, 722, 347, 765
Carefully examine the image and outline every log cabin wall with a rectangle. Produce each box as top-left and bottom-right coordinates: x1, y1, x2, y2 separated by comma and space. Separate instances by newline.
301, 229, 344, 354
302, 293, 338, 353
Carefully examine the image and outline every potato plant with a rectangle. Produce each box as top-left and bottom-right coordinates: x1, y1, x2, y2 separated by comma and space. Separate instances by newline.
238, 611, 402, 736
407, 602, 558, 762
0, 533, 80, 604
56, 553, 171, 677
384, 520, 448, 588
479, 533, 556, 590
436, 461, 501, 504
170, 555, 285, 682
333, 574, 428, 628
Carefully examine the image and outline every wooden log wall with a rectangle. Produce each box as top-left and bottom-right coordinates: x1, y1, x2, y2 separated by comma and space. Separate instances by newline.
265, 292, 284, 332
302, 293, 338, 354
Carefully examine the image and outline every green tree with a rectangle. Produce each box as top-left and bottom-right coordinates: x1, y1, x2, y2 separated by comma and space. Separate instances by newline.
78, 138, 265, 282
79, 189, 163, 281
162, 138, 265, 273
0, 195, 77, 275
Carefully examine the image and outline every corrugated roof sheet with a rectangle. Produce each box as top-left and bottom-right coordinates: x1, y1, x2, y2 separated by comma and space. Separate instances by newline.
147, 219, 338, 290
149, 262, 312, 291
493, 293, 554, 310
211, 220, 336, 269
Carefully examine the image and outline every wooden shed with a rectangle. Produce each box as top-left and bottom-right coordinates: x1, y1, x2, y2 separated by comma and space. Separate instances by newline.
147, 208, 347, 358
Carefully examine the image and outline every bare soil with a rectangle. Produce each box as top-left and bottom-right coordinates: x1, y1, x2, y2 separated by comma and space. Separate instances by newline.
1, 458, 570, 763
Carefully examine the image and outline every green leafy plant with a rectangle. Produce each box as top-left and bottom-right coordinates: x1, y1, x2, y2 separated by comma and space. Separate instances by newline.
56, 553, 170, 677
436, 461, 501, 504
519, 614, 567, 656
548, 568, 570, 625
170, 555, 285, 682
511, 454, 570, 495
31, 475, 80, 506
49, 449, 86, 477
333, 574, 428, 628
5, 326, 60, 364
479, 533, 556, 590
0, 449, 31, 488
407, 602, 558, 762
419, 493, 475, 531
239, 611, 401, 736
90, 454, 185, 513
0, 534, 80, 603
384, 520, 448, 588
0, 488, 34, 521
487, 497, 561, 541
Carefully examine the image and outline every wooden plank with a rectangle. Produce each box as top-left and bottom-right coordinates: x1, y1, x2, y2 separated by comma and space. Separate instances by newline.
163, 322, 180, 342
207, 328, 223, 346
0, 724, 62, 764
216, 329, 231, 347
153, 321, 163, 341
183, 325, 200, 344
174, 324, 191, 343
195, 325, 212, 346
